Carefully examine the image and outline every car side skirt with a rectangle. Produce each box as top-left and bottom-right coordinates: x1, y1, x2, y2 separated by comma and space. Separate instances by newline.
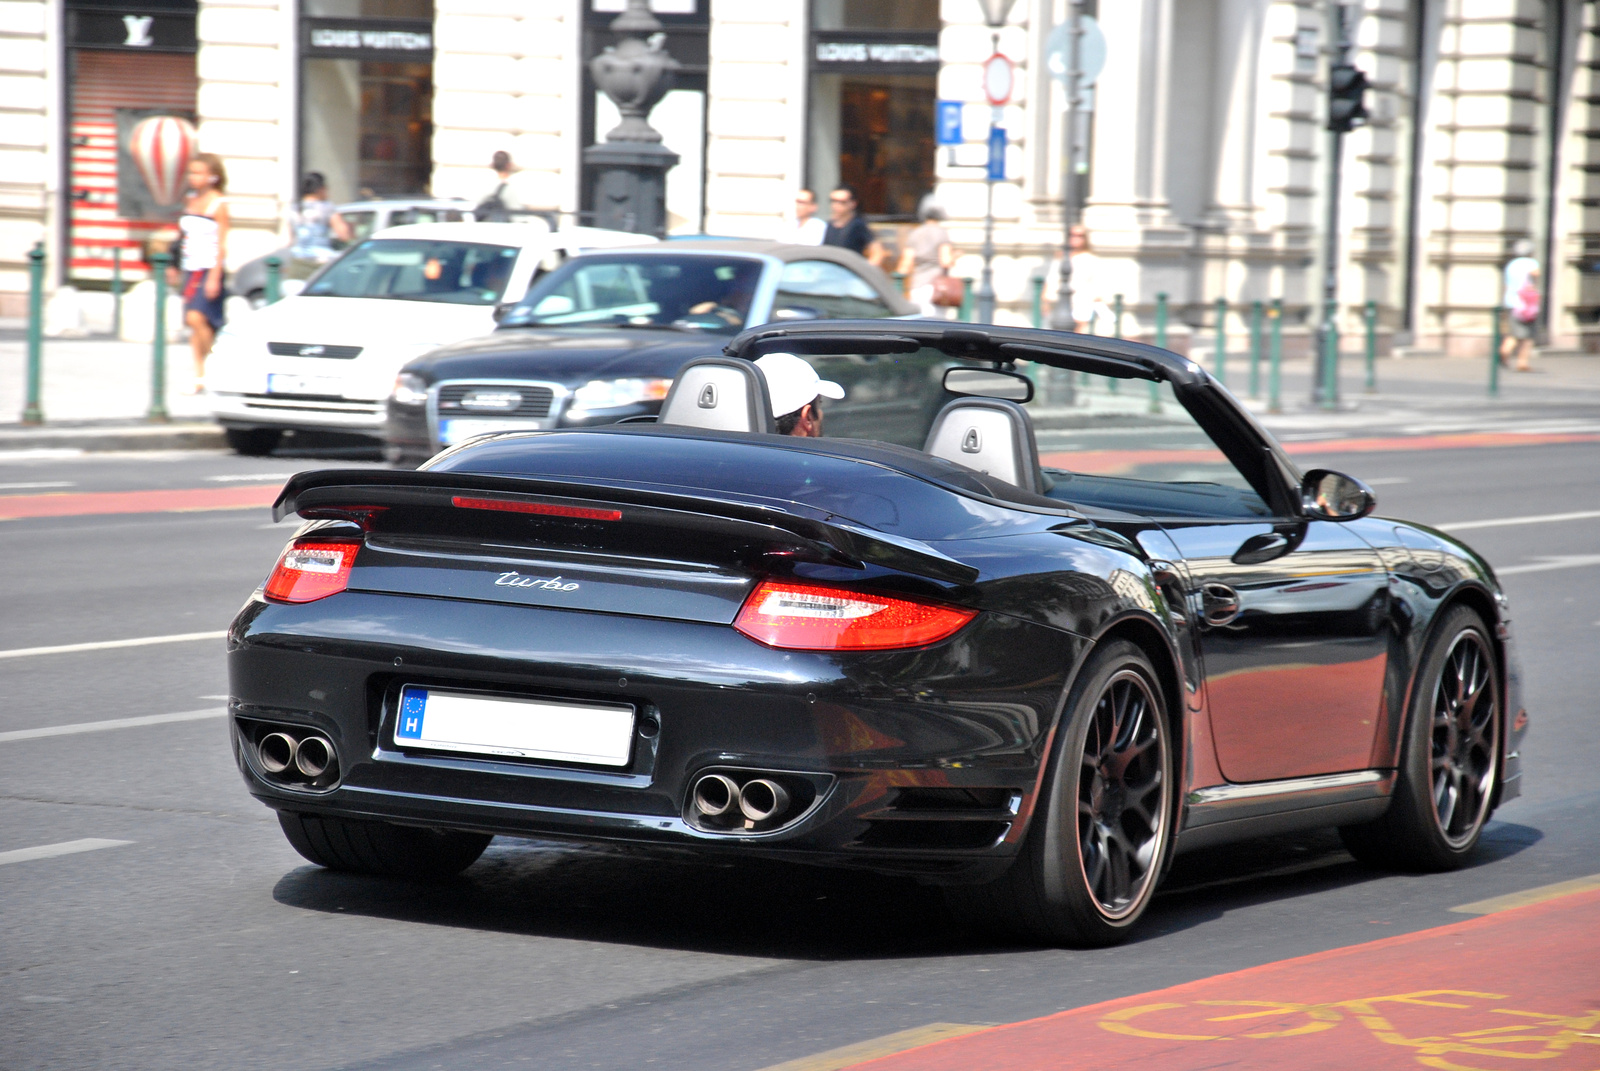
1174, 769, 1394, 853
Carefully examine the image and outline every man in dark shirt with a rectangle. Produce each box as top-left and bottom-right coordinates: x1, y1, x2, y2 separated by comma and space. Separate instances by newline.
822, 186, 886, 267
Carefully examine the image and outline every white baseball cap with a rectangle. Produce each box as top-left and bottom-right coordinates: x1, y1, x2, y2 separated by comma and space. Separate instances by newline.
755, 352, 846, 419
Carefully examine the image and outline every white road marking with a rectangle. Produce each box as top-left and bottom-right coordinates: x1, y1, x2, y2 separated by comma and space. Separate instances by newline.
0, 630, 227, 661
1363, 477, 1411, 486
206, 473, 295, 483
1498, 555, 1600, 576
0, 481, 75, 491
0, 839, 133, 867
0, 708, 224, 744
1442, 509, 1600, 532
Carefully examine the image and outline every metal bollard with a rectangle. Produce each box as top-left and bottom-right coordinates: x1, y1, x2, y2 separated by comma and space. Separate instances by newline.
1268, 298, 1283, 414
1489, 306, 1502, 398
1150, 292, 1167, 413
23, 241, 45, 424
1029, 274, 1044, 329
959, 278, 974, 323
1213, 296, 1227, 387
1107, 294, 1122, 393
1320, 298, 1339, 410
1249, 300, 1263, 399
1364, 300, 1378, 393
265, 256, 282, 305
148, 252, 171, 422
111, 246, 124, 340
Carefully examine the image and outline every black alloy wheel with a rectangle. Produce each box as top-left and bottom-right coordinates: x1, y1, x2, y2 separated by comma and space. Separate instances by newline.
1341, 606, 1501, 870
947, 639, 1173, 947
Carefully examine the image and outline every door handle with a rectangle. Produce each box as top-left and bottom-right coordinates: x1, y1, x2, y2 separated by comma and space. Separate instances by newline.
1201, 583, 1242, 626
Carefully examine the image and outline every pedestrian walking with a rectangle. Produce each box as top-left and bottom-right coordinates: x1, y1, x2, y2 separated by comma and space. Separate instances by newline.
822, 186, 886, 268
1044, 223, 1108, 333
896, 197, 956, 318
777, 188, 826, 245
289, 171, 351, 266
756, 352, 846, 438
170, 152, 229, 394
475, 151, 526, 222
1501, 239, 1540, 373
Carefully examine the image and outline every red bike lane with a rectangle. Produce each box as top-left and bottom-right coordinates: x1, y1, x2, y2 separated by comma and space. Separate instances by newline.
0, 484, 281, 521
847, 888, 1600, 1071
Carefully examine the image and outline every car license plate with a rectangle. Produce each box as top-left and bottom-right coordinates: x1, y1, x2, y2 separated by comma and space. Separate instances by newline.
267, 372, 342, 396
392, 686, 635, 767
439, 418, 542, 445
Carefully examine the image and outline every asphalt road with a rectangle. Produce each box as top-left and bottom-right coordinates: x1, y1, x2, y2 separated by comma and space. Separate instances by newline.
1, 439, 1597, 1071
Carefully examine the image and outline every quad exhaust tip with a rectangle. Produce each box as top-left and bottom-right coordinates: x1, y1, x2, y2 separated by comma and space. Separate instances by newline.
252, 727, 339, 788
689, 771, 799, 831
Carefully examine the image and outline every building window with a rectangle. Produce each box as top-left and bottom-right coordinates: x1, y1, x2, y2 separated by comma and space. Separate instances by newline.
300, 0, 435, 203
808, 0, 939, 220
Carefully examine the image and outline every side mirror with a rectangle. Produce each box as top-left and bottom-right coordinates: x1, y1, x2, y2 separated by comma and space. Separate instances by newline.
943, 366, 1034, 403
492, 301, 514, 324
771, 305, 823, 321
1301, 469, 1376, 521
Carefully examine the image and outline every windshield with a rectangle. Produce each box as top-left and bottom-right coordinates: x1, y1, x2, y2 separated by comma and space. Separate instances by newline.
302, 239, 519, 305
501, 254, 764, 334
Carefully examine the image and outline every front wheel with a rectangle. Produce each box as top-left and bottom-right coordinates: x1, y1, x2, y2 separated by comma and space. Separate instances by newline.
1341, 606, 1501, 870
224, 427, 282, 456
278, 812, 490, 879
947, 639, 1173, 947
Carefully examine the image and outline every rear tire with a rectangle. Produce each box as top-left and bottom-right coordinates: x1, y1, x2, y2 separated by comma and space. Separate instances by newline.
224, 427, 283, 456
946, 639, 1173, 947
277, 812, 490, 879
1340, 606, 1500, 871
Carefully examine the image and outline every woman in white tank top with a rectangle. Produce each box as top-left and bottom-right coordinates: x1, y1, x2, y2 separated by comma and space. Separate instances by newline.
171, 153, 230, 394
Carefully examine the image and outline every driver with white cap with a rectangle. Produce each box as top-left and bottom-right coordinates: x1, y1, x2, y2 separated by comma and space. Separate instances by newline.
754, 352, 846, 437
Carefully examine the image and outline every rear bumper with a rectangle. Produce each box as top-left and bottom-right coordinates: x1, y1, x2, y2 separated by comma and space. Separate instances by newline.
227, 591, 1082, 880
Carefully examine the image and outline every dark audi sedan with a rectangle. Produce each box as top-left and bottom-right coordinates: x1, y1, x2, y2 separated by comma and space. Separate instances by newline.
383, 240, 918, 467
232, 322, 1525, 947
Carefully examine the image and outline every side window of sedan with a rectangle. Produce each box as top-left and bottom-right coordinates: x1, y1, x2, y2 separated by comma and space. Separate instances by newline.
775, 260, 893, 319
342, 212, 377, 243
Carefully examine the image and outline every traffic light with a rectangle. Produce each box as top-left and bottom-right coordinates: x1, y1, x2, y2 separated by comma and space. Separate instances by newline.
1329, 64, 1369, 133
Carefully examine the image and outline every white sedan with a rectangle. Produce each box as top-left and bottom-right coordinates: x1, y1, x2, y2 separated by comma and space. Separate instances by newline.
206, 221, 650, 454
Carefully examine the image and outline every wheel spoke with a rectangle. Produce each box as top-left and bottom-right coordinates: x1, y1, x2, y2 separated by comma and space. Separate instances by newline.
1104, 831, 1132, 906
1434, 768, 1458, 831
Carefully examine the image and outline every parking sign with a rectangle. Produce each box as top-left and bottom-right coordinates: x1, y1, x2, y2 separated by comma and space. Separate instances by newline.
936, 100, 963, 146
987, 126, 1007, 181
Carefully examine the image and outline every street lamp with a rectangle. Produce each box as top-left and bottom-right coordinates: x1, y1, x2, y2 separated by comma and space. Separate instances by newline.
1048, 0, 1084, 334
973, 0, 1019, 324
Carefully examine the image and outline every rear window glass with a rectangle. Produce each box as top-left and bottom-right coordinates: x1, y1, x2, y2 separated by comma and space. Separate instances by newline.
303, 239, 519, 305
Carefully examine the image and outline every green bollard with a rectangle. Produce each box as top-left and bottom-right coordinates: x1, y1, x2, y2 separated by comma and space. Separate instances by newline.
1489, 306, 1502, 398
1268, 298, 1283, 414
1213, 296, 1227, 387
22, 241, 45, 424
148, 251, 171, 422
1249, 300, 1263, 399
111, 246, 124, 340
959, 278, 974, 323
1321, 299, 1339, 411
1107, 294, 1123, 393
1364, 299, 1378, 393
265, 256, 282, 305
1150, 292, 1167, 413
1030, 274, 1044, 329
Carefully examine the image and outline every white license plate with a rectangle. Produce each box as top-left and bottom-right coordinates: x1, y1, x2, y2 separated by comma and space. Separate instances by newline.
439, 418, 542, 445
267, 372, 343, 396
393, 686, 635, 767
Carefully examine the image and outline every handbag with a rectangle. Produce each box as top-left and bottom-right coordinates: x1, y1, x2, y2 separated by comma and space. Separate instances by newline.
930, 271, 965, 308
1512, 282, 1540, 324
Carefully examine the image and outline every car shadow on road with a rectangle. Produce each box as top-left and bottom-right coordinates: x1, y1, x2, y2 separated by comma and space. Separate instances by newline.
271, 821, 1543, 961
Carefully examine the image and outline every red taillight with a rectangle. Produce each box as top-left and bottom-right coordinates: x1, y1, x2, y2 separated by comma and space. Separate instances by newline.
452, 495, 622, 522
263, 541, 359, 603
733, 579, 976, 651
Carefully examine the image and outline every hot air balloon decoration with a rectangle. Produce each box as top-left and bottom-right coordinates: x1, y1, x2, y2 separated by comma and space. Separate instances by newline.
125, 114, 197, 208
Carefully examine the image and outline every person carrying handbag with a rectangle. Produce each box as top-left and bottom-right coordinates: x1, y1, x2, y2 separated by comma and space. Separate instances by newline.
898, 197, 957, 319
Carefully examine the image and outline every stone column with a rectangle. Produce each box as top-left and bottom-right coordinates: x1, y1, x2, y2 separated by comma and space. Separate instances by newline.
0, 0, 59, 313
585, 0, 681, 236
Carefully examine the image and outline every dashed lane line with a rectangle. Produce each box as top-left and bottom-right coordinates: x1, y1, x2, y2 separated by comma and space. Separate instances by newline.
0, 481, 74, 491
1441, 509, 1600, 531
1449, 874, 1600, 915
756, 1024, 991, 1071
1497, 554, 1600, 576
0, 839, 133, 867
0, 630, 227, 661
0, 708, 225, 744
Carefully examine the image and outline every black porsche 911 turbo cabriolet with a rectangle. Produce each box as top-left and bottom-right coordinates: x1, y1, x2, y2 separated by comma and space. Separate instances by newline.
228, 320, 1525, 947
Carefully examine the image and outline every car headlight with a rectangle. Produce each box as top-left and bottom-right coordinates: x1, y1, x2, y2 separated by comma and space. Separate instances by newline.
391, 372, 429, 406
570, 377, 673, 409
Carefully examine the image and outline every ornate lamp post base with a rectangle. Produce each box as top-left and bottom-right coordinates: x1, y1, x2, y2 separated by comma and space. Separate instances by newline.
584, 141, 680, 237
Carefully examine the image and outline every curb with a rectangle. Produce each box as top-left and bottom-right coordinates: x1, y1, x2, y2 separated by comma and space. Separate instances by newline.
0, 421, 224, 453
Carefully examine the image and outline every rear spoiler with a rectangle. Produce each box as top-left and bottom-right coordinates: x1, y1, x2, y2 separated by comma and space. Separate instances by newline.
274, 469, 980, 586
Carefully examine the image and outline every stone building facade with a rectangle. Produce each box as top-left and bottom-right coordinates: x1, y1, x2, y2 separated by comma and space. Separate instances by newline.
2, 0, 1593, 354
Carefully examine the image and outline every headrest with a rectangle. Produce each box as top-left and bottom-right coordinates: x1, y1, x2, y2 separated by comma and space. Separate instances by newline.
656, 357, 775, 434
922, 397, 1043, 494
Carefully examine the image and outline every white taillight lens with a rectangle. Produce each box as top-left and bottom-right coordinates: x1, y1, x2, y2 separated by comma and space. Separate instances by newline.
733, 579, 976, 651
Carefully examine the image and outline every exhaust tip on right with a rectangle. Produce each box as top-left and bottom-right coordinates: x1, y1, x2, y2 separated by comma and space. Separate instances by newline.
294, 735, 336, 779
738, 779, 791, 823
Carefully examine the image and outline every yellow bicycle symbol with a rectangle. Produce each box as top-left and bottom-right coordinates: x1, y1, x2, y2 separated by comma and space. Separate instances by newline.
1099, 990, 1600, 1070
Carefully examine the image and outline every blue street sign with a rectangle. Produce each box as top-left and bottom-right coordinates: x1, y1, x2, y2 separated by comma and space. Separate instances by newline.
986, 125, 1007, 181
935, 100, 963, 146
